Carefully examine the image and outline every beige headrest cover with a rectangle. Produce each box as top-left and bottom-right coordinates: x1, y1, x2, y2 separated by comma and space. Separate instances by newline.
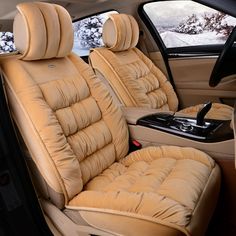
14, 2, 73, 61
103, 14, 139, 51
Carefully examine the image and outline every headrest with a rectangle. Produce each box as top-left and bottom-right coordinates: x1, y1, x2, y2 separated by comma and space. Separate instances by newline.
14, 2, 73, 61
102, 14, 139, 52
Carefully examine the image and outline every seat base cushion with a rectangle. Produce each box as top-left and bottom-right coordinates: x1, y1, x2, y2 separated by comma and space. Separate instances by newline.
179, 103, 233, 120
65, 146, 221, 236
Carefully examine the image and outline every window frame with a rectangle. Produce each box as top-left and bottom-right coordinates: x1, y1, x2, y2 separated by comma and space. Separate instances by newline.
138, 1, 176, 86
138, 0, 236, 85
139, 0, 236, 57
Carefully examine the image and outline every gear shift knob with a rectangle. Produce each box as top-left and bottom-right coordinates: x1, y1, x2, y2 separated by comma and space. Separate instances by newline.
196, 102, 212, 126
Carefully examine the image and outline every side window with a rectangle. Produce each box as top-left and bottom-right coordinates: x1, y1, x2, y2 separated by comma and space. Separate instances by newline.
143, 1, 236, 48
72, 11, 118, 57
0, 32, 16, 54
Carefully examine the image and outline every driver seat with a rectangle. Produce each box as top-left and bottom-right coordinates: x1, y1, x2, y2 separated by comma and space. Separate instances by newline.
89, 13, 233, 120
1, 3, 221, 236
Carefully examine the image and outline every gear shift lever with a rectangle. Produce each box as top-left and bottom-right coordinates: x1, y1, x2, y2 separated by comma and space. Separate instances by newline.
196, 102, 212, 126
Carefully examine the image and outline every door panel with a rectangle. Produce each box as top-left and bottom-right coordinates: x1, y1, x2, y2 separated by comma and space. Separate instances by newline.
140, 1, 236, 109
149, 52, 236, 108
169, 56, 236, 108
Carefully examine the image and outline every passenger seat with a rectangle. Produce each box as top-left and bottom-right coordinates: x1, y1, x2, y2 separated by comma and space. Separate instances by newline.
1, 3, 220, 236
89, 13, 233, 120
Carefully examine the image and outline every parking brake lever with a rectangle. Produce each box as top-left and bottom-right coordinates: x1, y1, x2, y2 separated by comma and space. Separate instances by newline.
196, 102, 212, 126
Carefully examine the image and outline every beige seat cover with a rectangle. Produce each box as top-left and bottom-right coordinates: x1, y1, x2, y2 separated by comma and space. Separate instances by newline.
89, 13, 233, 120
1, 3, 220, 236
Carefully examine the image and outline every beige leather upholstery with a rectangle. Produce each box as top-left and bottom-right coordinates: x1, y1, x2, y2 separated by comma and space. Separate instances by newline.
90, 13, 233, 120
1, 3, 221, 236
180, 102, 234, 120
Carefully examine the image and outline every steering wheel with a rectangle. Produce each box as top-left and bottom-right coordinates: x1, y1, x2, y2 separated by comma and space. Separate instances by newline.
209, 27, 236, 87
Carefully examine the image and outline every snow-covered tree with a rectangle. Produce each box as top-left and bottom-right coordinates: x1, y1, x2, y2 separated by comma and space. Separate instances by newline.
204, 12, 234, 37
174, 12, 235, 37
75, 16, 104, 49
0, 32, 16, 53
175, 14, 204, 34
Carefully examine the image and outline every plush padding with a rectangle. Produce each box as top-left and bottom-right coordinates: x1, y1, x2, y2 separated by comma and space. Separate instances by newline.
103, 14, 139, 51
179, 103, 234, 120
1, 3, 221, 235
14, 2, 73, 60
67, 146, 220, 235
1, 53, 129, 204
90, 47, 179, 111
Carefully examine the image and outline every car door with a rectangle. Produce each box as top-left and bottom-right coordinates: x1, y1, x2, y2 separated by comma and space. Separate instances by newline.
139, 0, 236, 109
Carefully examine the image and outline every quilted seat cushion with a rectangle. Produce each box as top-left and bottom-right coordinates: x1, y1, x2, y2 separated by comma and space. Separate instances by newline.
67, 146, 218, 231
1, 52, 129, 204
90, 47, 179, 111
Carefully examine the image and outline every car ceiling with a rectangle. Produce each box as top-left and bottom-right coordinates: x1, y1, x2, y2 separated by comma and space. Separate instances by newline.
196, 0, 236, 18
0, 0, 236, 22
0, 0, 144, 20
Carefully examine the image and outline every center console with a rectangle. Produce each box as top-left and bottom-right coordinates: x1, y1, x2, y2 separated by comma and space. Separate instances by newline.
137, 102, 233, 142
137, 113, 233, 142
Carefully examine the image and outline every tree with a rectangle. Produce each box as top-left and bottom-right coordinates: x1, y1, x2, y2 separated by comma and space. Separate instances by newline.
174, 12, 235, 37
0, 32, 16, 53
175, 14, 204, 34
75, 16, 104, 49
204, 12, 234, 37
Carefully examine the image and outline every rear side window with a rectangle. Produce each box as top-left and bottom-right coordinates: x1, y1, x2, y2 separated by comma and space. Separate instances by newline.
143, 1, 236, 48
72, 11, 118, 57
0, 32, 16, 54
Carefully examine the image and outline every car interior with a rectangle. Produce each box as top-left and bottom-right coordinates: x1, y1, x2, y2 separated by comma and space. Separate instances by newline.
89, 13, 233, 120
0, 1, 235, 236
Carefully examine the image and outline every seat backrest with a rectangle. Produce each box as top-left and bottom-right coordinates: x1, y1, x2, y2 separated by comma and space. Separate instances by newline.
89, 14, 179, 111
0, 2, 129, 208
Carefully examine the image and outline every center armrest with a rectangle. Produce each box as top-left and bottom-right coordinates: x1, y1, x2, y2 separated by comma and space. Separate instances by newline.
121, 106, 174, 125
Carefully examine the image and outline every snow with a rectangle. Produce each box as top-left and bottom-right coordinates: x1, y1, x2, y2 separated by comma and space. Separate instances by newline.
144, 1, 236, 49
160, 31, 225, 48
72, 36, 92, 57
144, 1, 218, 29
72, 11, 117, 56
155, 11, 236, 48
222, 16, 236, 26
